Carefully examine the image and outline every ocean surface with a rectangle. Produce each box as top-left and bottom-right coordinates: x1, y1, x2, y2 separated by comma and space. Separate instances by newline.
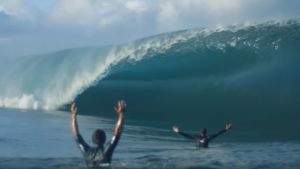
1, 18, 300, 168
1, 108, 300, 169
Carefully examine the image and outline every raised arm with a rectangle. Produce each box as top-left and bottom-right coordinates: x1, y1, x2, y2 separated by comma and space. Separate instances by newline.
114, 100, 126, 136
173, 126, 197, 139
103, 101, 126, 157
71, 103, 79, 136
71, 103, 91, 153
208, 123, 232, 140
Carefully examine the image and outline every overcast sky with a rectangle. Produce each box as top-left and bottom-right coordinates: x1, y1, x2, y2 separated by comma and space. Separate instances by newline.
0, 0, 299, 58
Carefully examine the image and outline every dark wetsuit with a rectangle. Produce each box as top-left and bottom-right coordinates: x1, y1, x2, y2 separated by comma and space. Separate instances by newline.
75, 134, 120, 167
178, 129, 226, 147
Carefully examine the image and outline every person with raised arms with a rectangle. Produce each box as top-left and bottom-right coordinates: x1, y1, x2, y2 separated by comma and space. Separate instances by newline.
172, 124, 232, 147
71, 100, 126, 167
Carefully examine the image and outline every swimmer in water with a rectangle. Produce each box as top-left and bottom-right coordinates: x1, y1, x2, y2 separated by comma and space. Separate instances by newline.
172, 124, 232, 147
71, 100, 126, 167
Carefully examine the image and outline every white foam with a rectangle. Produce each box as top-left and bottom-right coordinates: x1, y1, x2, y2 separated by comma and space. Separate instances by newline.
0, 94, 44, 110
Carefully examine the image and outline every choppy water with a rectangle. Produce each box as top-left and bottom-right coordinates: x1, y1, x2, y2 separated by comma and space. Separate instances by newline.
1, 108, 299, 169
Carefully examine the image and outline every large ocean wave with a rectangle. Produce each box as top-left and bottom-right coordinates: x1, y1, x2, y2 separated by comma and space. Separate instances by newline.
1, 19, 300, 129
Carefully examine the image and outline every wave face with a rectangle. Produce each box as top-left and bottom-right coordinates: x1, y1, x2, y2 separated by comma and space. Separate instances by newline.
1, 19, 300, 130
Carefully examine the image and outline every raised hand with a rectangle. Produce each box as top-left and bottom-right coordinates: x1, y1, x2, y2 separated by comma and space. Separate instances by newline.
71, 103, 77, 115
226, 124, 232, 130
114, 100, 126, 136
114, 100, 126, 115
71, 103, 79, 136
173, 126, 179, 133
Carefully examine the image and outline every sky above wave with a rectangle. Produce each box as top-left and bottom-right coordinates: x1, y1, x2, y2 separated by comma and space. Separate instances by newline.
0, 0, 299, 58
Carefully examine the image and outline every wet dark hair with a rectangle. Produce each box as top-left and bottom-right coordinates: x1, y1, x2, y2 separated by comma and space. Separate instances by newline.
93, 129, 106, 146
200, 128, 207, 135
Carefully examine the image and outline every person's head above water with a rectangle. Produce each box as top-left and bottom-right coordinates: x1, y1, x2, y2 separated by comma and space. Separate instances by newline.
200, 127, 207, 136
93, 129, 106, 146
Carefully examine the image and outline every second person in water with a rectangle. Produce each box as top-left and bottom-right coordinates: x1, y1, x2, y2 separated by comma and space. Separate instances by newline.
173, 124, 232, 147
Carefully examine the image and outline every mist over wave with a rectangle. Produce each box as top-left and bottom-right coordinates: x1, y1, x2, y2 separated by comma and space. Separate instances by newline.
0, 19, 300, 132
